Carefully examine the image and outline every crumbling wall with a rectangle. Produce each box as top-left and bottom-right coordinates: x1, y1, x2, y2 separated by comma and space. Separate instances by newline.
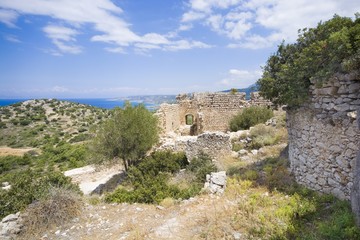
157, 91, 271, 135
287, 72, 360, 200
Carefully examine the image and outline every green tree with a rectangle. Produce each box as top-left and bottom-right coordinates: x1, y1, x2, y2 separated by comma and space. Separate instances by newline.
230, 88, 238, 94
257, 14, 360, 106
91, 102, 159, 171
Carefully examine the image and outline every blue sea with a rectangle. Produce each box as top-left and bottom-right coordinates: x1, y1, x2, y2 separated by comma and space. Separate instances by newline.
0, 98, 158, 110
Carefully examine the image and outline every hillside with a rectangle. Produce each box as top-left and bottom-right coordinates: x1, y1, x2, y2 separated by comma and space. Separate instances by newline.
0, 99, 109, 148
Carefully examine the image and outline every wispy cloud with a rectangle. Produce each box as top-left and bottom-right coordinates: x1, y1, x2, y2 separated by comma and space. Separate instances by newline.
43, 25, 81, 54
4, 34, 21, 43
0, 8, 18, 27
182, 0, 360, 49
0, 0, 211, 54
219, 69, 262, 88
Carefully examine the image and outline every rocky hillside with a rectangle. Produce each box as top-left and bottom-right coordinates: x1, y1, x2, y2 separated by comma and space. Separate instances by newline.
0, 99, 110, 148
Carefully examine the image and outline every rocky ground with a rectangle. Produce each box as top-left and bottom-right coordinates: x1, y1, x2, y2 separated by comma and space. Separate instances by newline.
36, 193, 241, 240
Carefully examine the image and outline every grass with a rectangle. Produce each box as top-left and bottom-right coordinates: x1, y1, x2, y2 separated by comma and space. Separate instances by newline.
20, 187, 83, 238
203, 149, 360, 240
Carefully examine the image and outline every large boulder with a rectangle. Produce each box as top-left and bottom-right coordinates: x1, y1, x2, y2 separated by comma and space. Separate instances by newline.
204, 171, 227, 194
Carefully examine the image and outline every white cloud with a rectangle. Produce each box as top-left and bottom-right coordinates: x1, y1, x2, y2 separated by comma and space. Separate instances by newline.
0, 0, 211, 54
182, 0, 360, 49
4, 34, 20, 43
105, 47, 126, 54
0, 9, 18, 27
43, 25, 81, 54
52, 85, 69, 93
182, 11, 206, 22
219, 69, 262, 88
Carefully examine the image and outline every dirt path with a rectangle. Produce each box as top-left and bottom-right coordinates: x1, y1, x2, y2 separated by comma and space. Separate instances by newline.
0, 146, 38, 156
64, 164, 124, 195
40, 194, 239, 240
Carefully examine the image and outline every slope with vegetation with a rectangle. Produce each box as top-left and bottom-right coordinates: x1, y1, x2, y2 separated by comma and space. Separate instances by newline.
0, 99, 109, 148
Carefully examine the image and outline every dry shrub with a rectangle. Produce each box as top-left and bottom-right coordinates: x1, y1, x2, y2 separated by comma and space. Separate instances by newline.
21, 187, 83, 237
160, 197, 176, 208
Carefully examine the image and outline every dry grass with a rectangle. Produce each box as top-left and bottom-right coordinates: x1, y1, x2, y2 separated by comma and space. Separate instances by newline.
20, 187, 83, 238
0, 146, 38, 156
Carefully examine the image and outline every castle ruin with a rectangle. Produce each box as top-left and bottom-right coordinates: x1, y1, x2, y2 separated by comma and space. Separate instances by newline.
156, 91, 271, 136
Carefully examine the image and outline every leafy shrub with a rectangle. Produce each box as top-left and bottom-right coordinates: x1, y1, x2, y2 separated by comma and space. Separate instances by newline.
0, 170, 80, 218
187, 152, 217, 183
230, 106, 274, 131
0, 121, 6, 128
0, 155, 31, 174
248, 124, 287, 149
105, 151, 216, 204
20, 119, 31, 126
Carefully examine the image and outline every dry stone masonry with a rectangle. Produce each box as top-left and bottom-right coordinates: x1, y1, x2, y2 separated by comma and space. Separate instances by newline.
286, 71, 360, 222
156, 92, 271, 135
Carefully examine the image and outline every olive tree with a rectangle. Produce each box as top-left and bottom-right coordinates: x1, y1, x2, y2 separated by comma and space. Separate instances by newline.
91, 102, 159, 171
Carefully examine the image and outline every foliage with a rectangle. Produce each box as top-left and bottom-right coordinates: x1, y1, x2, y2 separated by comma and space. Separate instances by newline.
39, 141, 89, 170
91, 102, 159, 171
0, 155, 31, 174
229, 106, 274, 131
230, 88, 238, 94
248, 124, 287, 149
105, 151, 216, 204
224, 156, 360, 239
257, 14, 360, 106
0, 169, 80, 219
186, 152, 217, 183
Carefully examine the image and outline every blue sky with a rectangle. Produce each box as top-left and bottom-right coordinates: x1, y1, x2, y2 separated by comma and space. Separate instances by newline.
0, 0, 359, 98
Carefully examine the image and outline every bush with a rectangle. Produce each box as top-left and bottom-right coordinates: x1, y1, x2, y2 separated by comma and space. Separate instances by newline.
187, 152, 217, 183
0, 170, 80, 218
248, 124, 287, 149
105, 151, 216, 204
230, 106, 274, 131
20, 119, 31, 126
21, 187, 83, 237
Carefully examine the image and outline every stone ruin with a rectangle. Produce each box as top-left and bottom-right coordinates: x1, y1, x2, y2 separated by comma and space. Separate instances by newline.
286, 71, 360, 224
156, 91, 271, 136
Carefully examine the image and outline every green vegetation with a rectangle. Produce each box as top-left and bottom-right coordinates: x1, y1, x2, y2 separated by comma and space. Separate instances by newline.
248, 123, 287, 149
0, 99, 108, 148
91, 102, 159, 171
229, 106, 274, 131
105, 151, 217, 204
258, 14, 360, 106
223, 156, 360, 239
0, 170, 80, 218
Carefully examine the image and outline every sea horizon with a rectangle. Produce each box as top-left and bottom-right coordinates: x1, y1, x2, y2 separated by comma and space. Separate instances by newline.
0, 98, 158, 110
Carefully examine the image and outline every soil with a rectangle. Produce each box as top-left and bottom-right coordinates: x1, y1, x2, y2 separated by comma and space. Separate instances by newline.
39, 194, 238, 240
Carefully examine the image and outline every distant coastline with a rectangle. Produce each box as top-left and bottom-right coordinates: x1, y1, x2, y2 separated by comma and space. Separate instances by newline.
0, 98, 158, 110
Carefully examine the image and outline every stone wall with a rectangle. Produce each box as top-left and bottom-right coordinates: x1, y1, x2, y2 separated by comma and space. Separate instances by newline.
287, 72, 360, 201
174, 132, 232, 161
157, 91, 271, 135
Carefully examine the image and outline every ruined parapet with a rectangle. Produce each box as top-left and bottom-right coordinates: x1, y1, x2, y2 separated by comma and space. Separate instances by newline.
250, 91, 272, 106
174, 131, 232, 161
287, 71, 360, 201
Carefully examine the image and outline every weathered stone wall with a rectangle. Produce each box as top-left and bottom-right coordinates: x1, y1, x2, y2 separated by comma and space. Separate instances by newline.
155, 103, 181, 134
287, 72, 360, 200
157, 91, 271, 135
174, 132, 232, 161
